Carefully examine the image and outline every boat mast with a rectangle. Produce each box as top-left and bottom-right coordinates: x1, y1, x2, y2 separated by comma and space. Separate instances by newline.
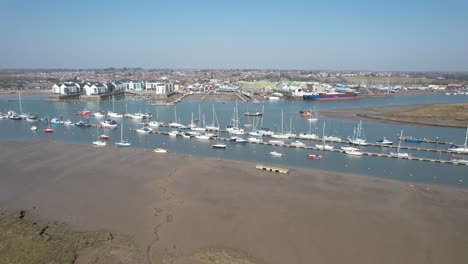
397, 129, 403, 154
121, 119, 124, 142
18, 91, 23, 114
464, 124, 468, 148
322, 122, 326, 144
281, 109, 284, 134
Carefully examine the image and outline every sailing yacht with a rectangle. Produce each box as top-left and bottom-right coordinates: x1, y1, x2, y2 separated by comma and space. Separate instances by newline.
299, 117, 318, 139
448, 125, 468, 153
390, 130, 410, 158
93, 126, 107, 146
148, 107, 163, 127
226, 101, 244, 135
212, 131, 227, 149
315, 123, 334, 150
108, 96, 123, 118
115, 119, 131, 147
271, 109, 290, 139
348, 120, 368, 146
206, 105, 220, 131
168, 107, 183, 128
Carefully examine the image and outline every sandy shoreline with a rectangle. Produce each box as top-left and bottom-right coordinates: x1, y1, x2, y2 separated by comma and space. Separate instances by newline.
320, 103, 468, 128
1, 140, 468, 263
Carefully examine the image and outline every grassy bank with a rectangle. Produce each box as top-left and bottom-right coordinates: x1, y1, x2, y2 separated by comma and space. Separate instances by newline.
0, 211, 142, 264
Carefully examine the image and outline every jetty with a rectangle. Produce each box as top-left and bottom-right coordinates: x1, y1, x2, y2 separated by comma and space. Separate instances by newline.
129, 128, 468, 166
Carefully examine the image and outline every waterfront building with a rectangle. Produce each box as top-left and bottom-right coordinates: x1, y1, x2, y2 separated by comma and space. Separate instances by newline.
52, 82, 80, 95
144, 80, 174, 94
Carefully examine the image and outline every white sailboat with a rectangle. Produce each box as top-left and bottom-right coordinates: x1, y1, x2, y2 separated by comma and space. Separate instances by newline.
299, 117, 318, 139
149, 107, 163, 127
226, 101, 244, 135
348, 120, 368, 146
168, 107, 183, 128
390, 130, 409, 158
212, 130, 226, 149
93, 126, 107, 146
315, 123, 334, 150
448, 125, 468, 153
271, 109, 290, 139
206, 104, 220, 131
115, 119, 131, 147
108, 96, 123, 118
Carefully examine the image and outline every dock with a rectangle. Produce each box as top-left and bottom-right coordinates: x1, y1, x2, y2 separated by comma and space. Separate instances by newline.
256, 164, 289, 174
128, 128, 468, 166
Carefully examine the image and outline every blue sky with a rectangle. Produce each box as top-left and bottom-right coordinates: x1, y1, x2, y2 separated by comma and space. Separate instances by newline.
1, 0, 467, 71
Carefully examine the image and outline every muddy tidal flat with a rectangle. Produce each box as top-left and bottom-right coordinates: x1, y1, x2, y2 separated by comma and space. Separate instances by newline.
1, 140, 468, 264
321, 103, 468, 128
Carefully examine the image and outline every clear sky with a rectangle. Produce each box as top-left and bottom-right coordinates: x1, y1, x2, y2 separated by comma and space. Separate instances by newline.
1, 0, 467, 71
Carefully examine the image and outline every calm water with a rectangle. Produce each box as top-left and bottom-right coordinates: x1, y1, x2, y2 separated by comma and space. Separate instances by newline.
1, 93, 468, 187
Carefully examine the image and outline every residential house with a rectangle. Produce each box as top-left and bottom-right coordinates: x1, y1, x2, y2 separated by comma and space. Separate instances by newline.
126, 80, 144, 91
52, 82, 80, 95
144, 80, 174, 94
84, 82, 108, 96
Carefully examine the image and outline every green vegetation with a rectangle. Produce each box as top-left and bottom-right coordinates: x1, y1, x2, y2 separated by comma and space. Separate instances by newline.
0, 211, 142, 264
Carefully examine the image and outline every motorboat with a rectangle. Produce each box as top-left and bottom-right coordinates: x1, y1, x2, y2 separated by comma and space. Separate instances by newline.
50, 118, 64, 125
30, 126, 38, 131
99, 135, 111, 140
269, 151, 283, 157
154, 148, 168, 153
229, 137, 247, 143
135, 127, 152, 134
247, 137, 262, 143
341, 146, 360, 152
101, 119, 118, 129
76, 109, 91, 116
195, 134, 211, 140
93, 140, 107, 147
307, 154, 322, 160
345, 149, 363, 156
299, 133, 318, 140
290, 140, 306, 147
75, 121, 91, 127
93, 111, 106, 118
376, 137, 393, 145
212, 143, 227, 149
148, 121, 163, 127
315, 144, 334, 150
268, 140, 284, 145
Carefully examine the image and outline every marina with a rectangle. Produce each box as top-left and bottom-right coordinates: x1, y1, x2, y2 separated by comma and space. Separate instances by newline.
1, 93, 468, 187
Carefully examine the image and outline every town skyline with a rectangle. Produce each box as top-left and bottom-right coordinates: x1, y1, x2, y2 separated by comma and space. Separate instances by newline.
2, 0, 468, 71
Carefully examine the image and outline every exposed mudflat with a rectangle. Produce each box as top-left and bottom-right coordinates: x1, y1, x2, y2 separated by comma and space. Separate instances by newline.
320, 103, 468, 128
1, 140, 468, 264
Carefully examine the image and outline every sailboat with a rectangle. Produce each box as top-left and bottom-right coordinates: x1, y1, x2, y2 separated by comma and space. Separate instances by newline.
315, 123, 334, 150
299, 120, 318, 139
226, 101, 244, 135
108, 96, 123, 118
43, 116, 54, 133
205, 104, 220, 131
191, 105, 206, 132
115, 119, 132, 147
148, 107, 164, 127
448, 125, 468, 153
17, 92, 29, 119
390, 130, 410, 158
271, 109, 289, 139
348, 120, 368, 145
93, 126, 107, 146
168, 107, 183, 128
212, 129, 226, 148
